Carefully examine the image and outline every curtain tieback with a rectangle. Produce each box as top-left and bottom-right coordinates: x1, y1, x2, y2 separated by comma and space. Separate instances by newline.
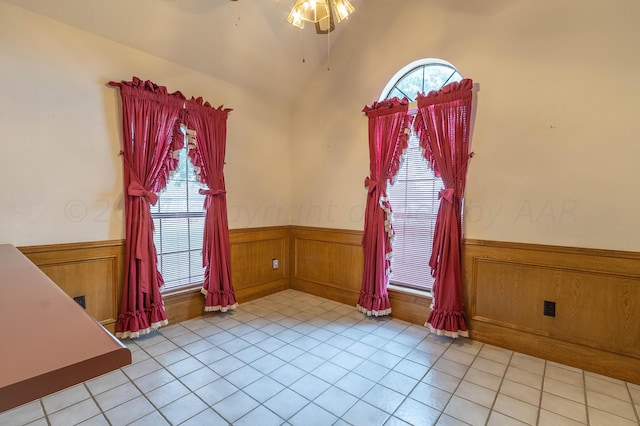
128, 181, 158, 205
199, 188, 226, 209
438, 188, 455, 203
364, 177, 379, 194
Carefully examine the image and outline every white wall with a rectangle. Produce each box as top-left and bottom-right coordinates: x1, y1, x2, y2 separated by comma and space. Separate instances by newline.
292, 0, 640, 251
3, 0, 640, 252
0, 2, 292, 246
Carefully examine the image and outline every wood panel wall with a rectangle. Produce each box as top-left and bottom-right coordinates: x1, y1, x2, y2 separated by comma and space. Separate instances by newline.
18, 227, 291, 334
290, 226, 431, 325
19, 241, 125, 334
463, 239, 640, 384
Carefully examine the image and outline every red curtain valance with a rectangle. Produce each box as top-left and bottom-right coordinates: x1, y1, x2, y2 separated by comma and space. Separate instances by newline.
363, 97, 411, 117
414, 79, 474, 178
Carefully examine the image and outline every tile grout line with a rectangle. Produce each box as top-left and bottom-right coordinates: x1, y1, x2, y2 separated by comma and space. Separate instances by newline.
38, 398, 49, 426
482, 346, 512, 426
535, 359, 548, 426
276, 296, 522, 425
540, 363, 595, 426
262, 297, 430, 424
582, 369, 589, 426
372, 319, 439, 421
353, 320, 438, 424
125, 330, 247, 425
82, 381, 112, 426
211, 310, 310, 425
120, 342, 179, 425
276, 299, 394, 424
169, 296, 359, 424
629, 382, 640, 425
170, 317, 265, 425
256, 298, 358, 423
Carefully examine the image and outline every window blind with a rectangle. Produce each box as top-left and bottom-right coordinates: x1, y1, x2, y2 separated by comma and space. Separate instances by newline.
387, 132, 444, 291
151, 134, 206, 293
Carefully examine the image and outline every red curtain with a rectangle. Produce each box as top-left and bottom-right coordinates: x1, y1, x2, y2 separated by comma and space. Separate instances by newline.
109, 77, 186, 339
185, 98, 237, 312
358, 98, 414, 316
414, 79, 473, 338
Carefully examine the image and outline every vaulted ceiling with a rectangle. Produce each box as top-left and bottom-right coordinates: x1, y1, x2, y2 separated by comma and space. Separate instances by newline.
2, 0, 363, 102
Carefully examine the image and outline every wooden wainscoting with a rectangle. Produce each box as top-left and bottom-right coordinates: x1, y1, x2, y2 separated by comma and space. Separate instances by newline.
18, 226, 436, 336
18, 227, 291, 334
463, 239, 640, 384
164, 226, 290, 324
290, 226, 431, 325
19, 241, 125, 334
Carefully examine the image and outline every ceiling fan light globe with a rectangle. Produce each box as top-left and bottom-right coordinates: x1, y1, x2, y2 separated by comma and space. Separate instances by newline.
333, 0, 355, 22
287, 8, 306, 28
289, 0, 330, 24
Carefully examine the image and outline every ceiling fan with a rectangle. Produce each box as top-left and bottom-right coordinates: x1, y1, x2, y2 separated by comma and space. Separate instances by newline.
286, 0, 355, 34
229, 1, 354, 35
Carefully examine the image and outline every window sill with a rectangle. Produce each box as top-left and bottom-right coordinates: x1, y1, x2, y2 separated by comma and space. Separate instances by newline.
388, 284, 431, 297
161, 285, 202, 300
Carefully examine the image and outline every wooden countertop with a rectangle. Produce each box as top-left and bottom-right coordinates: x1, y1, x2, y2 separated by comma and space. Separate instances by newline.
0, 244, 131, 413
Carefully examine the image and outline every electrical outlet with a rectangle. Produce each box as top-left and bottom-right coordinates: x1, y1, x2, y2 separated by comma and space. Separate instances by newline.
272, 258, 279, 269
74, 295, 86, 309
543, 300, 556, 317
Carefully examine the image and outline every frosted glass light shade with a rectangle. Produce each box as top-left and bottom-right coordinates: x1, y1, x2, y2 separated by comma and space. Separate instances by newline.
287, 0, 330, 27
332, 0, 355, 22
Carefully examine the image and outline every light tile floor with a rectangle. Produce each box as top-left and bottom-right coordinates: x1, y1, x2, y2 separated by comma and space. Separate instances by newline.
2, 289, 639, 426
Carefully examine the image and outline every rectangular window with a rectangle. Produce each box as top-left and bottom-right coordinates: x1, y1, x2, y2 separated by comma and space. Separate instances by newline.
387, 131, 444, 292
150, 129, 206, 294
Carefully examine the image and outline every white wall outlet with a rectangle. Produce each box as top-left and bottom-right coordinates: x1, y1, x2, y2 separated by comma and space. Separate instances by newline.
272, 258, 279, 269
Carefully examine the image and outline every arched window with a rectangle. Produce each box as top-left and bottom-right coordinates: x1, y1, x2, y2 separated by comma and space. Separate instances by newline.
382, 59, 462, 291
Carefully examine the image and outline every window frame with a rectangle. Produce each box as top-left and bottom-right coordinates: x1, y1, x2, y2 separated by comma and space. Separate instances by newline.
379, 58, 461, 103
151, 127, 207, 295
381, 58, 463, 293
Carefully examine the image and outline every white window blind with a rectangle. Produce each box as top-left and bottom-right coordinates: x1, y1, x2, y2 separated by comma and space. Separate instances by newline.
150, 130, 207, 293
387, 132, 444, 291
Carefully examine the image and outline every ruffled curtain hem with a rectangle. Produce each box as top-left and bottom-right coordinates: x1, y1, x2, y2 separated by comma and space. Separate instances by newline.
426, 324, 469, 339
115, 302, 169, 340
426, 308, 468, 339
356, 291, 392, 317
204, 303, 238, 313
201, 287, 238, 312
115, 319, 169, 340
357, 304, 392, 317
